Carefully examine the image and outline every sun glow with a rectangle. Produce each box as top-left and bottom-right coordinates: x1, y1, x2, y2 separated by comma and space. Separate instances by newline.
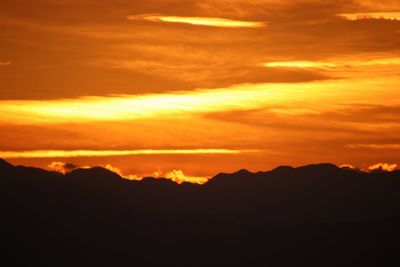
128, 14, 266, 28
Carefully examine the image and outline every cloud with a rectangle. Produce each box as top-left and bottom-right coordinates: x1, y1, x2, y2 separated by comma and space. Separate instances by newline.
2, 0, 400, 99
263, 57, 400, 69
351, 0, 400, 11
263, 61, 338, 69
128, 14, 266, 28
339, 164, 357, 169
48, 161, 79, 174
348, 144, 400, 149
47, 161, 208, 184
1, 75, 399, 125
153, 169, 209, 184
103, 164, 142, 181
0, 61, 11, 66
337, 12, 400, 21
368, 163, 398, 172
105, 165, 209, 185
340, 163, 398, 173
1, 0, 400, 173
0, 149, 254, 158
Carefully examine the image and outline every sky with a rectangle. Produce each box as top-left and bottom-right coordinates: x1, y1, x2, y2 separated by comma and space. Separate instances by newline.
0, 0, 399, 183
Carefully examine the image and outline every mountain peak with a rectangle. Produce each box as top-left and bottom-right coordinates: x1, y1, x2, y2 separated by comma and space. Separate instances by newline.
296, 163, 340, 172
234, 169, 252, 175
271, 165, 294, 173
66, 167, 123, 180
0, 158, 14, 169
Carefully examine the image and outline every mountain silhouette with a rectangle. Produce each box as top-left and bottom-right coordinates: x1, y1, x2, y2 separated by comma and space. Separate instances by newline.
1, 158, 399, 266
0, 158, 13, 169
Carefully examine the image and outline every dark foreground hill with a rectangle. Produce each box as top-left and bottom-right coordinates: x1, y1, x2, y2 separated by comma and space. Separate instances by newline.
1, 159, 400, 266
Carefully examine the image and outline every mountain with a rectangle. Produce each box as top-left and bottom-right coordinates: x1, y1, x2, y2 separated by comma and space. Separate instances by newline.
1, 159, 399, 266
0, 158, 13, 169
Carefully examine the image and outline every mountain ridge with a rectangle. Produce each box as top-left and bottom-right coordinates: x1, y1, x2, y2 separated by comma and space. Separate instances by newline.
1, 158, 400, 266
2, 158, 397, 185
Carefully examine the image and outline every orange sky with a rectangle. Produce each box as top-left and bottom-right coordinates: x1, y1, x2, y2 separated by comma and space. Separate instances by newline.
0, 0, 399, 181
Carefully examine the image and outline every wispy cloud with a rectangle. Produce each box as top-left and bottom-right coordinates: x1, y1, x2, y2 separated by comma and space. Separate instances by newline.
0, 61, 11, 66
128, 14, 266, 28
263, 61, 338, 69
263, 57, 400, 69
348, 144, 400, 149
1, 76, 399, 124
0, 149, 256, 159
337, 12, 400, 21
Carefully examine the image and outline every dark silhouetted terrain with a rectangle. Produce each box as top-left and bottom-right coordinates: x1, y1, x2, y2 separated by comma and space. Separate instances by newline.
1, 158, 400, 266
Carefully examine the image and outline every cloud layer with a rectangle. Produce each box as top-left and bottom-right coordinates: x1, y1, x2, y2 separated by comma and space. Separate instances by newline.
0, 0, 399, 176
128, 14, 266, 28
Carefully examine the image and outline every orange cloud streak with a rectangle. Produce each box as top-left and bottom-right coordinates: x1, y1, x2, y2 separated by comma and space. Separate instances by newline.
128, 14, 266, 28
338, 12, 400, 21
263, 58, 400, 69
1, 76, 399, 125
0, 149, 253, 159
348, 144, 400, 149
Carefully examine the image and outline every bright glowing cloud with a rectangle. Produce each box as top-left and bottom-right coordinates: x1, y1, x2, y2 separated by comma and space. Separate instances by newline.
368, 163, 398, 172
48, 161, 79, 174
98, 165, 209, 184
0, 149, 255, 159
338, 12, 400, 21
263, 58, 400, 69
340, 163, 398, 172
103, 164, 142, 181
0, 76, 399, 124
153, 169, 209, 184
128, 14, 266, 28
339, 164, 357, 170
104, 165, 209, 184
263, 61, 338, 69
